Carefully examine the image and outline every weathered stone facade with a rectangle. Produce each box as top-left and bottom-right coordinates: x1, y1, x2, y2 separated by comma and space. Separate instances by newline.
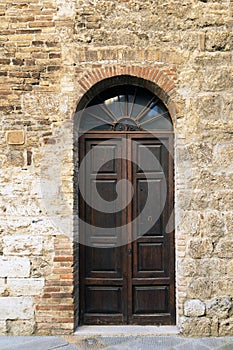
0, 0, 232, 336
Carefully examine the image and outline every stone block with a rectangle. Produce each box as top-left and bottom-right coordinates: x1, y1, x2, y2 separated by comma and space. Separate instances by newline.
225, 212, 233, 234
6, 130, 25, 145
188, 277, 212, 299
213, 143, 233, 173
0, 321, 6, 335
179, 316, 211, 337
184, 299, 205, 317
216, 238, 233, 258
177, 258, 196, 277
200, 212, 225, 241
0, 257, 30, 277
210, 317, 219, 337
7, 150, 25, 167
7, 319, 35, 335
0, 278, 6, 294
7, 278, 44, 296
212, 279, 232, 296
193, 94, 222, 122
197, 258, 226, 277
188, 238, 213, 259
30, 256, 53, 278
3, 235, 43, 256
227, 260, 233, 277
206, 297, 232, 318
205, 31, 233, 52
219, 317, 233, 336
222, 94, 233, 121
0, 297, 34, 319
203, 67, 232, 92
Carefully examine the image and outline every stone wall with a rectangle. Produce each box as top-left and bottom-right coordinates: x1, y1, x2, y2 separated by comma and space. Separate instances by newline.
0, 0, 232, 336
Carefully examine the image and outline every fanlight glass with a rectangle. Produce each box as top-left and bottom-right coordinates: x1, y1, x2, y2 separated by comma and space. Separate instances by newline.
79, 85, 173, 131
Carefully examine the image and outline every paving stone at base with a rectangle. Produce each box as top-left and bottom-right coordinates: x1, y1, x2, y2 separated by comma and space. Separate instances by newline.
174, 341, 210, 350
218, 343, 233, 350
0, 336, 70, 350
1, 335, 233, 350
198, 337, 232, 348
56, 345, 79, 350
94, 336, 233, 350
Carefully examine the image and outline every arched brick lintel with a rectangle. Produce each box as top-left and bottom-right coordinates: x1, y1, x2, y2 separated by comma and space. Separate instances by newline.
75, 65, 178, 119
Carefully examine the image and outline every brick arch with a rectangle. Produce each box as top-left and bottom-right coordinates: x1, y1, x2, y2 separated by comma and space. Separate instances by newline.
75, 65, 178, 120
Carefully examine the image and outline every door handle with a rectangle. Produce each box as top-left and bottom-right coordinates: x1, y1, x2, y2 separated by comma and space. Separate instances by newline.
127, 248, 133, 255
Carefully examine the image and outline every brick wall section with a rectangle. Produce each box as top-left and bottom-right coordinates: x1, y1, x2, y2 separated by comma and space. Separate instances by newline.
35, 236, 74, 335
77, 65, 176, 95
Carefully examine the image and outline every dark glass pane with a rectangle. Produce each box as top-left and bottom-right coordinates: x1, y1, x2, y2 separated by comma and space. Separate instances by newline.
79, 85, 173, 131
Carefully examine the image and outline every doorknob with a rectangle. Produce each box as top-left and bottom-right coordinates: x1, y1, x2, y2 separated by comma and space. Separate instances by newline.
127, 248, 133, 255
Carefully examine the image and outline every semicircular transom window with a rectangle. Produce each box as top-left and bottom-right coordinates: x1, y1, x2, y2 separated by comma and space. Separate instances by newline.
79, 85, 173, 131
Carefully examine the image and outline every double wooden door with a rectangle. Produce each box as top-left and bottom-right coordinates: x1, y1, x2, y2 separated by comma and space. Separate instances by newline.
79, 132, 175, 325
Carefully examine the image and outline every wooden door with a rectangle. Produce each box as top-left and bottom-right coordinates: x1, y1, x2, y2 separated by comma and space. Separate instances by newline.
79, 132, 175, 325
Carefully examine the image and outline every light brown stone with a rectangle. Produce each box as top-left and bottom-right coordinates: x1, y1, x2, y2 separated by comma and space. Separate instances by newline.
188, 278, 212, 300
7, 320, 35, 336
179, 317, 211, 337
0, 321, 6, 335
6, 130, 25, 145
188, 238, 213, 259
219, 318, 233, 336
215, 239, 233, 258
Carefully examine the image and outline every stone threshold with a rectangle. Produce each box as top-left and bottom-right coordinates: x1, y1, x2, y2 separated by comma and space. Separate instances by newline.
74, 325, 180, 336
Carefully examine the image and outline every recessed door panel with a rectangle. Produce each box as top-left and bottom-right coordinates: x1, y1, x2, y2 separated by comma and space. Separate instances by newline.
85, 246, 123, 277
85, 286, 123, 313
133, 286, 169, 314
138, 243, 164, 272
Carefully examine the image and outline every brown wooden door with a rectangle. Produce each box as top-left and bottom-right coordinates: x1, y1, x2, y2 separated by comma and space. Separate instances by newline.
79, 132, 175, 325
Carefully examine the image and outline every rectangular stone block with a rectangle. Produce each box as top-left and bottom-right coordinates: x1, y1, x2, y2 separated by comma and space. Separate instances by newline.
0, 257, 30, 277
0, 297, 34, 319
3, 235, 43, 256
0, 279, 5, 294
7, 278, 44, 296
0, 321, 6, 335
6, 130, 25, 145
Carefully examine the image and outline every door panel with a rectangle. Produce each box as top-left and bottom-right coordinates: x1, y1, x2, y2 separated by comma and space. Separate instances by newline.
130, 134, 174, 324
79, 132, 175, 325
85, 286, 123, 313
133, 286, 169, 314
138, 243, 164, 272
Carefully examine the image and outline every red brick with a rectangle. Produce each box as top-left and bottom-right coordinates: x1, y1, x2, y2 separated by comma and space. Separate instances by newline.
60, 274, 73, 280
54, 256, 73, 262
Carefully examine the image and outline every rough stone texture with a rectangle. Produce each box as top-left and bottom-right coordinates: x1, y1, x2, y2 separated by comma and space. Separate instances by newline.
184, 299, 205, 317
6, 320, 35, 336
0, 0, 232, 337
188, 277, 212, 300
0, 297, 34, 319
3, 236, 43, 256
219, 318, 233, 337
0, 257, 30, 278
6, 278, 44, 296
188, 238, 213, 259
0, 321, 7, 335
179, 317, 211, 337
206, 297, 232, 319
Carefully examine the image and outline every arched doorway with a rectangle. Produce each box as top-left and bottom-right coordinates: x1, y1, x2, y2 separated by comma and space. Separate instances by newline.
75, 78, 175, 325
